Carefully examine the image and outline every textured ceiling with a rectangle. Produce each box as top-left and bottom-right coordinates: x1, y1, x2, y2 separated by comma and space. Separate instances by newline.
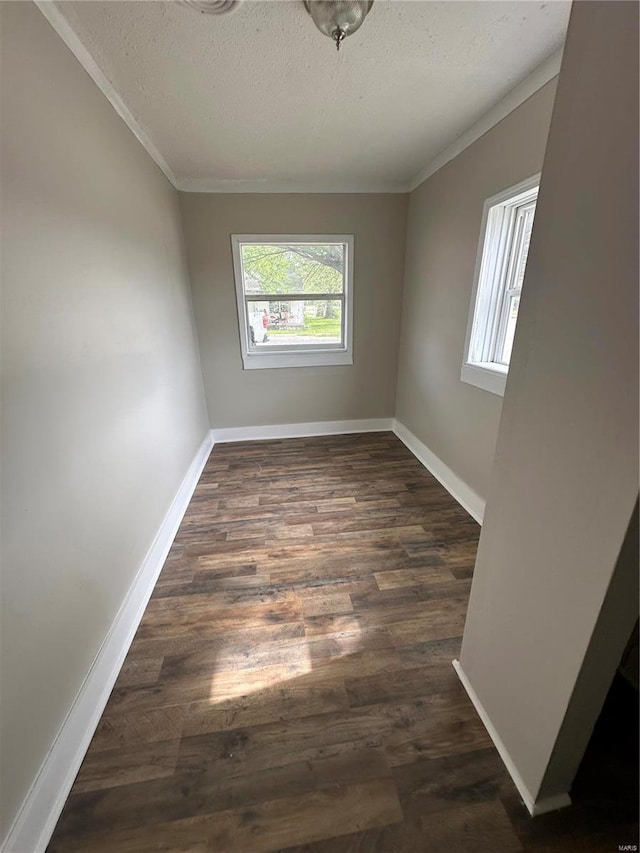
52, 0, 571, 191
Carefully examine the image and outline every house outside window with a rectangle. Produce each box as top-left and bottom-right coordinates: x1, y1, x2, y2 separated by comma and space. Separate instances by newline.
231, 235, 354, 370
461, 174, 540, 396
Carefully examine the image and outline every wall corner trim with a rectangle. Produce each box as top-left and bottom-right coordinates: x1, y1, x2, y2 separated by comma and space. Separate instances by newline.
211, 418, 394, 443
176, 178, 409, 194
392, 420, 485, 524
33, 0, 177, 188
1, 430, 214, 853
408, 47, 563, 192
452, 659, 572, 817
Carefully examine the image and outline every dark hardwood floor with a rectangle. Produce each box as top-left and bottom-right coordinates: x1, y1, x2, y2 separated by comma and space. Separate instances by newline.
48, 433, 637, 852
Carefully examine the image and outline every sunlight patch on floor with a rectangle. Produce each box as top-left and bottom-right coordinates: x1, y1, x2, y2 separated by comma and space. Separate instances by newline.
207, 624, 365, 703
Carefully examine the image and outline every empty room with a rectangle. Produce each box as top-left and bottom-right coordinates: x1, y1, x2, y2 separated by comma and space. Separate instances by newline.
1, 1, 638, 851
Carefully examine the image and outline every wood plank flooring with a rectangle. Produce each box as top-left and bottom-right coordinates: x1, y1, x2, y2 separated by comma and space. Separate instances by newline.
48, 433, 637, 852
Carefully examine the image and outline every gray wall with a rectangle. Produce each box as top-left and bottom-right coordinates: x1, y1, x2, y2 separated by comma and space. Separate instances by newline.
538, 502, 639, 800
180, 193, 408, 429
0, 2, 209, 838
459, 0, 639, 805
395, 79, 557, 502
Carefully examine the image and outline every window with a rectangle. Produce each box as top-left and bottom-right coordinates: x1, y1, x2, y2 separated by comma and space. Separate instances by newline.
461, 175, 539, 395
231, 234, 354, 369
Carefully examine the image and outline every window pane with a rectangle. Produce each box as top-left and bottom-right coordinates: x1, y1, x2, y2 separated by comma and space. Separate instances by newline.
500, 294, 520, 364
512, 205, 535, 291
240, 243, 344, 296
495, 202, 535, 366
247, 300, 342, 348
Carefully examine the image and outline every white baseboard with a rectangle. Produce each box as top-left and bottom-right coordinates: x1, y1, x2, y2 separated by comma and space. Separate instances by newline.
212, 418, 394, 443
2, 431, 214, 853
392, 420, 485, 524
211, 418, 485, 527
452, 660, 571, 817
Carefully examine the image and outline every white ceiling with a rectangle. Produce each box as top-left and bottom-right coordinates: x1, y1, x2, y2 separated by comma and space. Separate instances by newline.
45, 0, 571, 191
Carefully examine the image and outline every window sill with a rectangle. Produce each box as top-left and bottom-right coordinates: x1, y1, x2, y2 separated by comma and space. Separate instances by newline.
242, 350, 353, 370
461, 361, 508, 396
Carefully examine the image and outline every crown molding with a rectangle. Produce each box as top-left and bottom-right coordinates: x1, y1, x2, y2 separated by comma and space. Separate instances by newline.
175, 177, 410, 194
34, 0, 178, 188
35, 1, 562, 197
408, 47, 564, 193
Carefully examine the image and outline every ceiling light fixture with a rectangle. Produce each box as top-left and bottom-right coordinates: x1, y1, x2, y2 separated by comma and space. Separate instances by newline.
180, 0, 242, 14
303, 1, 374, 51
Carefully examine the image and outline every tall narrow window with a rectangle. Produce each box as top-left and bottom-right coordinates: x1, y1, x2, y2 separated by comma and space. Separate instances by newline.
231, 235, 354, 370
462, 175, 539, 396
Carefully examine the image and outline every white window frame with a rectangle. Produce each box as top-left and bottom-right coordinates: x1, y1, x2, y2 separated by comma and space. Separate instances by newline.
231, 234, 354, 370
461, 174, 540, 396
